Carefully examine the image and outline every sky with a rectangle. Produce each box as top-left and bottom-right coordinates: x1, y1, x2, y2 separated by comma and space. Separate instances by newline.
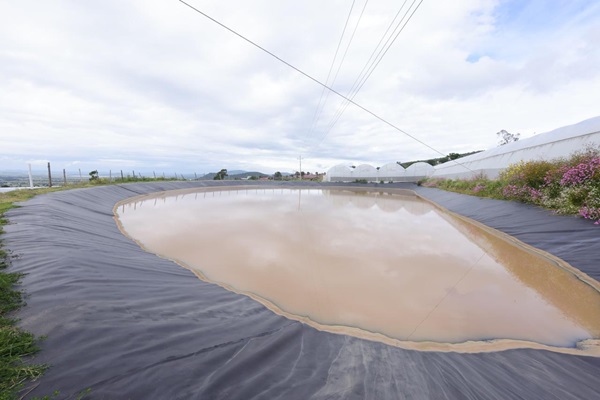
1, 0, 599, 175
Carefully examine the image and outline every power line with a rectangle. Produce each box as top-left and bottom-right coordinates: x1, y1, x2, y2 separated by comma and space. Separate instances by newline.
313, 0, 425, 149
307, 0, 371, 146
303, 0, 356, 147
308, 0, 371, 144
176, 0, 473, 172
315, 0, 412, 144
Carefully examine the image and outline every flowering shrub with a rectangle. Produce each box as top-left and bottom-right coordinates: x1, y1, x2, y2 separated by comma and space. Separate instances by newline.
429, 147, 600, 226
472, 184, 486, 193
502, 184, 542, 203
500, 160, 554, 188
579, 206, 600, 225
560, 158, 600, 186
499, 161, 526, 185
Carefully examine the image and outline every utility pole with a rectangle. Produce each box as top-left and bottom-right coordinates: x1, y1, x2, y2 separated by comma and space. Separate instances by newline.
298, 155, 303, 180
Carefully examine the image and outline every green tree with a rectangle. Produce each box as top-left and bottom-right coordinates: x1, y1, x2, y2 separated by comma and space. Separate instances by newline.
274, 171, 282, 180
213, 169, 228, 180
88, 170, 99, 181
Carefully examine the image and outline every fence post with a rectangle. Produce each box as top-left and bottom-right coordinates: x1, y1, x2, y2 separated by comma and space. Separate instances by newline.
120, 170, 124, 180
109, 170, 112, 182
47, 162, 53, 187
79, 168, 83, 182
63, 169, 67, 186
28, 163, 33, 188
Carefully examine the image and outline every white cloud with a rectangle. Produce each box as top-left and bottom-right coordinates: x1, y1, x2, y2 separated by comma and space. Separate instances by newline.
0, 0, 599, 174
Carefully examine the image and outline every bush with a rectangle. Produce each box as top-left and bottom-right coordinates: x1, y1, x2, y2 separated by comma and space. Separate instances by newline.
430, 146, 600, 225
499, 160, 554, 189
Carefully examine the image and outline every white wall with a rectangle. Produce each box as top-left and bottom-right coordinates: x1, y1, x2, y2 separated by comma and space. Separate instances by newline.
432, 116, 600, 180
325, 116, 600, 182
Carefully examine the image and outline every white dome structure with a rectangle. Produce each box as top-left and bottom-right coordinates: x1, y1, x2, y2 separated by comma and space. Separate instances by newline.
353, 164, 378, 182
405, 162, 435, 180
325, 164, 353, 182
378, 162, 406, 182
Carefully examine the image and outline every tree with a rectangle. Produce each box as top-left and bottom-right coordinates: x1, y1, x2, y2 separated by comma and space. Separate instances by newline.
497, 129, 520, 146
274, 171, 282, 180
213, 168, 228, 180
88, 170, 99, 181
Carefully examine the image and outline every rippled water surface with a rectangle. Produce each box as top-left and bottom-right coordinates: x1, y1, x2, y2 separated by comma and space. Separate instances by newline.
116, 188, 600, 347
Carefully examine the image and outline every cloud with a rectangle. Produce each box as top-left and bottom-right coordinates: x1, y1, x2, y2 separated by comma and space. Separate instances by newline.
1, 0, 599, 174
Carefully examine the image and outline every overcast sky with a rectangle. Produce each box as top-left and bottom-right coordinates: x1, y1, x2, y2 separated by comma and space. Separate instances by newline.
1, 0, 599, 175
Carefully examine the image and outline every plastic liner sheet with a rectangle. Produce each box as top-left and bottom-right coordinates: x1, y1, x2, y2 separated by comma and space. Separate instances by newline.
3, 181, 600, 399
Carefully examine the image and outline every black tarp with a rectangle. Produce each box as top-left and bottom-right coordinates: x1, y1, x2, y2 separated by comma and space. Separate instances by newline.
4, 181, 600, 399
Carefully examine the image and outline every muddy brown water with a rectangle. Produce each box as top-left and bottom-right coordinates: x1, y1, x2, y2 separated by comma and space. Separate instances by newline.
115, 187, 600, 352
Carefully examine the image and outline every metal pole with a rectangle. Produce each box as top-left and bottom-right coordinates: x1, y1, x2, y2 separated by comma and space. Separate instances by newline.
47, 162, 53, 187
63, 169, 67, 186
28, 163, 33, 188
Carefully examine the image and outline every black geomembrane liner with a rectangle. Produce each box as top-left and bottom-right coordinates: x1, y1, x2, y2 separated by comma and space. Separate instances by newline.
4, 181, 600, 399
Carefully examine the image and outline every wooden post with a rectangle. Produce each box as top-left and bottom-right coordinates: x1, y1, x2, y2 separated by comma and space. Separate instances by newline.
47, 162, 53, 187
78, 168, 83, 182
63, 169, 67, 186
120, 170, 124, 180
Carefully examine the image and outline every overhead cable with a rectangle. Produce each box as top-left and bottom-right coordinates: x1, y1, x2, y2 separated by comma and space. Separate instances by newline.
307, 0, 371, 144
313, 0, 425, 148
303, 0, 356, 147
176, 0, 473, 172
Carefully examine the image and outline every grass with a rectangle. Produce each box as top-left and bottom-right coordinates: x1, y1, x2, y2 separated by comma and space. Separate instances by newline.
0, 177, 173, 398
0, 188, 59, 398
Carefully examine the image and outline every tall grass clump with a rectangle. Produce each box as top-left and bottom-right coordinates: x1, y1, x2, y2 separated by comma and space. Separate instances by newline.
0, 191, 48, 398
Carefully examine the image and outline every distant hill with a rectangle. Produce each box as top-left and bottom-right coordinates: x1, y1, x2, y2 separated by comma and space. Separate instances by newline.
229, 171, 269, 179
200, 170, 270, 180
